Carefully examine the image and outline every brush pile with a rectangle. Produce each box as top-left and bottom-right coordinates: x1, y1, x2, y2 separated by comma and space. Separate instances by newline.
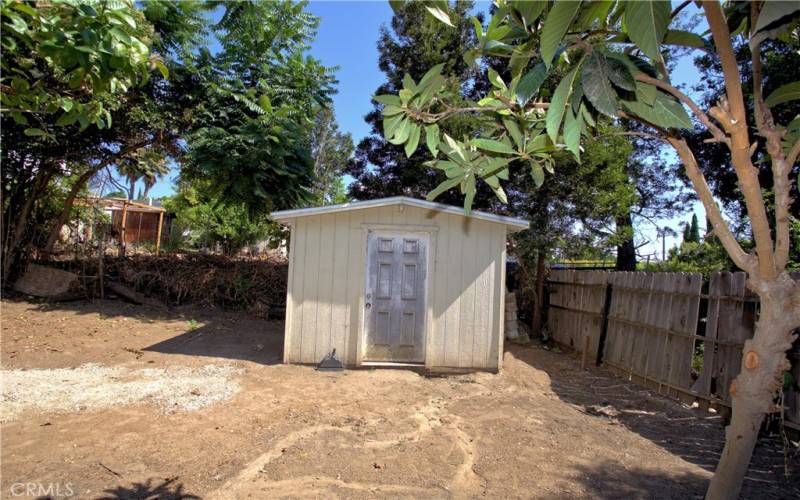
106, 254, 288, 315
40, 254, 288, 316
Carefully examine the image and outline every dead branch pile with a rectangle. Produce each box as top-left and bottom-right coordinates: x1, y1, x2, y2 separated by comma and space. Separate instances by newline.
107, 254, 288, 313
41, 254, 288, 316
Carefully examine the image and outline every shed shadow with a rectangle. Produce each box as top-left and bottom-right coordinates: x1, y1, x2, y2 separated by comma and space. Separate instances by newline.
142, 315, 284, 366
7, 297, 284, 366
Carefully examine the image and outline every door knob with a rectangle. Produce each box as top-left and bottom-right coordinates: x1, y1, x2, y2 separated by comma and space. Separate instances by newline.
365, 302, 372, 309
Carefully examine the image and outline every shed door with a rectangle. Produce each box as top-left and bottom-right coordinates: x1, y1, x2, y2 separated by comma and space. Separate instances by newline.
364, 231, 428, 363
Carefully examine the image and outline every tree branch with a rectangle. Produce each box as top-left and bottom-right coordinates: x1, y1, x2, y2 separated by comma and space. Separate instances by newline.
749, 3, 792, 273
408, 100, 548, 123
703, 0, 776, 279
595, 130, 665, 142
666, 135, 754, 274
671, 0, 693, 18
634, 73, 729, 144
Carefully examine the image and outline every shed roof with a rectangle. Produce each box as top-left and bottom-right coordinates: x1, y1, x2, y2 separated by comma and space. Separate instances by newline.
270, 196, 529, 231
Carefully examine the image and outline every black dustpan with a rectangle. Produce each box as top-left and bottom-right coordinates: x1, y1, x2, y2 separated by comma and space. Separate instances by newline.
317, 348, 344, 371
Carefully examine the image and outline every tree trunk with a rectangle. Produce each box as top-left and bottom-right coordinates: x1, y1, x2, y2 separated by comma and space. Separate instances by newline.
531, 251, 546, 336
615, 213, 636, 271
1, 169, 53, 282
44, 168, 101, 254
706, 273, 800, 500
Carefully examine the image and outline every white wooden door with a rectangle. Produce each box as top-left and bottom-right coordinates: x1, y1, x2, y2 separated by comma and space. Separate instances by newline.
364, 231, 428, 363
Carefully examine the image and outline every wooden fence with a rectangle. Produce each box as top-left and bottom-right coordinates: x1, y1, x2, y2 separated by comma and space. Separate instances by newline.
547, 270, 798, 429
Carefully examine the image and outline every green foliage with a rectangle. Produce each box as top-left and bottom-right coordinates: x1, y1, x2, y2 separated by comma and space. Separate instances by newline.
687, 213, 701, 244
310, 108, 354, 205
642, 240, 734, 277
348, 0, 496, 208
1, 0, 214, 279
1, 0, 158, 134
378, 1, 714, 212
181, 0, 336, 214
183, 120, 315, 213
510, 123, 636, 265
1, 0, 334, 280
163, 185, 275, 256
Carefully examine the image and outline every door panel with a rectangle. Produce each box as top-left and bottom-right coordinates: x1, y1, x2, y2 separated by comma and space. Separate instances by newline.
365, 231, 428, 362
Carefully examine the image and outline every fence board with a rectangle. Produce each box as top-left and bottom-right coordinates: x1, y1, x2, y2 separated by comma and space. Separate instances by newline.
546, 270, 797, 428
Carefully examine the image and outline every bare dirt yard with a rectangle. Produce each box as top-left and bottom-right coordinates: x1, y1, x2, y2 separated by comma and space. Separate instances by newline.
2, 298, 798, 499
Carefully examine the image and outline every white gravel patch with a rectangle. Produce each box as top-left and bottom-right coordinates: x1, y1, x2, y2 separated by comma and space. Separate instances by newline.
1, 363, 244, 421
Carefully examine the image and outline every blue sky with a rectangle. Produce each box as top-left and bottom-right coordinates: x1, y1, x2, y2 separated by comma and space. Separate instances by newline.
141, 0, 706, 259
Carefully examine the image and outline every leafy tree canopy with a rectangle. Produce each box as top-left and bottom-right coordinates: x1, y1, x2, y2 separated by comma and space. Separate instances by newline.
179, 0, 337, 215
383, 2, 799, 497
310, 107, 354, 205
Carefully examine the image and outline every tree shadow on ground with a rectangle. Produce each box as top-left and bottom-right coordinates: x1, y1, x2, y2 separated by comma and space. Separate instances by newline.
96, 477, 199, 500
569, 461, 707, 500
507, 343, 800, 499
10, 296, 284, 366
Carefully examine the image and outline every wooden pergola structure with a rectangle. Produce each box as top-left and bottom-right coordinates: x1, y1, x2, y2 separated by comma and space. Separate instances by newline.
82, 197, 166, 255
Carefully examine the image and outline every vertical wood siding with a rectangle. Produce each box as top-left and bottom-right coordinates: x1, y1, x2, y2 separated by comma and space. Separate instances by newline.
283, 204, 509, 370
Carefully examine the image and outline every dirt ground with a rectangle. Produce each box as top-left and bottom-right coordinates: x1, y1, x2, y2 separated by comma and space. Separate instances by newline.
1, 298, 798, 499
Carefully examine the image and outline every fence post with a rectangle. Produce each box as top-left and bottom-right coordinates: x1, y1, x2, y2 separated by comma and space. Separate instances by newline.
596, 282, 613, 366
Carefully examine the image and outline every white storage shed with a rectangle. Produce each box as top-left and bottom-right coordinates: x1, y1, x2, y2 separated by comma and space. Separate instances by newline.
271, 196, 528, 372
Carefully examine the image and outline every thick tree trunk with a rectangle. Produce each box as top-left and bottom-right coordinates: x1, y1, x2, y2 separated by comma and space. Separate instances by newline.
706, 273, 800, 500
615, 213, 636, 271
531, 251, 546, 336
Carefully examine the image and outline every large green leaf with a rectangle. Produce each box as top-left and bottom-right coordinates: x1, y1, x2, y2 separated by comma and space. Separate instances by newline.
418, 74, 445, 104
546, 67, 579, 142
503, 118, 523, 149
622, 91, 692, 129
381, 105, 404, 116
516, 62, 548, 106
488, 68, 506, 89
425, 4, 454, 27
387, 118, 411, 144
374, 94, 402, 106
481, 157, 513, 178
425, 123, 440, 156
24, 127, 46, 136
755, 0, 800, 33
473, 138, 517, 155
634, 81, 657, 106
765, 82, 800, 108
418, 63, 444, 88
513, 0, 546, 29
581, 53, 618, 118
405, 124, 421, 157
463, 174, 476, 214
427, 176, 462, 201
605, 57, 635, 91
402, 73, 417, 92
563, 108, 582, 160
383, 113, 404, 138
624, 1, 670, 61
530, 161, 545, 187
540, 1, 581, 68
663, 30, 706, 48
576, 0, 612, 26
